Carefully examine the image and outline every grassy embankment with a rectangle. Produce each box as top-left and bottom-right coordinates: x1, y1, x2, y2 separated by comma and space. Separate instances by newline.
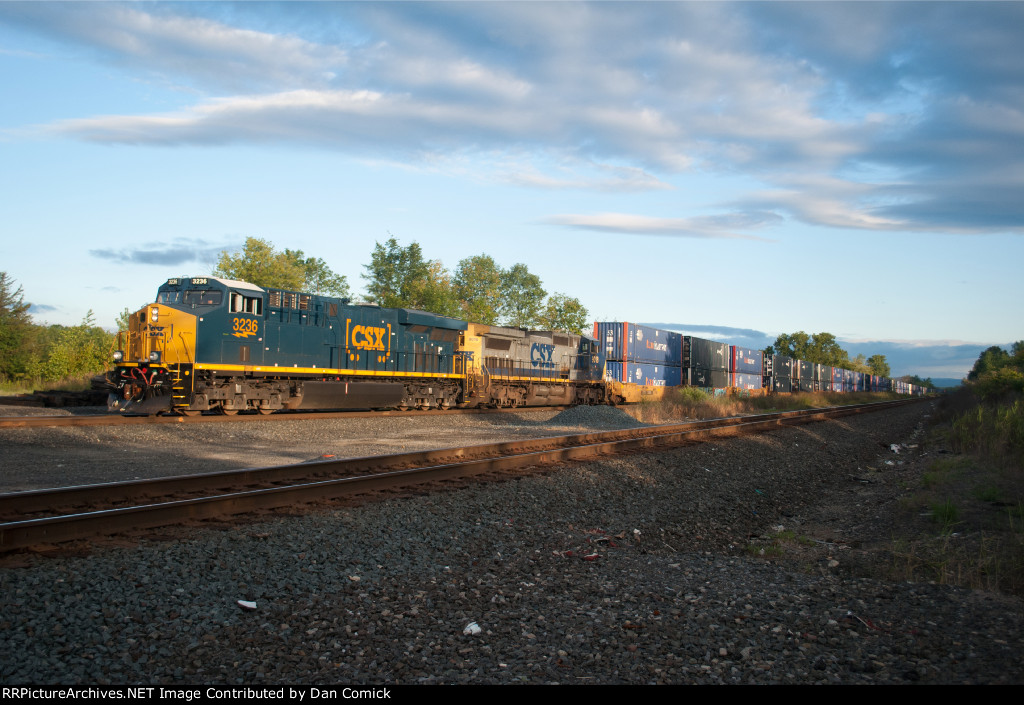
892, 387, 1023, 596
0, 374, 100, 397
627, 386, 1023, 597
625, 387, 901, 424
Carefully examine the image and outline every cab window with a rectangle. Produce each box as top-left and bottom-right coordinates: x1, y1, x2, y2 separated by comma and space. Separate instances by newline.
184, 289, 222, 306
230, 293, 263, 315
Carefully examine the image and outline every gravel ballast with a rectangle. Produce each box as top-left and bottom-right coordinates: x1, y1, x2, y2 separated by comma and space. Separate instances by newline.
1, 402, 1021, 684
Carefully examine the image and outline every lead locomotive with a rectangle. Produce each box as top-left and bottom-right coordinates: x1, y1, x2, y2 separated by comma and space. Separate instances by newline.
105, 277, 606, 415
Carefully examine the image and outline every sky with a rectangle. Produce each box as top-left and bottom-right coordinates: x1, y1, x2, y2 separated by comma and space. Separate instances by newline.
1, 1, 1022, 382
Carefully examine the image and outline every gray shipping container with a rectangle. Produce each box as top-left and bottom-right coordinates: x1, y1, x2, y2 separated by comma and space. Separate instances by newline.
683, 336, 730, 370
772, 355, 794, 378
686, 367, 729, 388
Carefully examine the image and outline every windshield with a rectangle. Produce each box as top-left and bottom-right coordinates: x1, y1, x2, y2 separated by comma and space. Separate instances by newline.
183, 289, 223, 306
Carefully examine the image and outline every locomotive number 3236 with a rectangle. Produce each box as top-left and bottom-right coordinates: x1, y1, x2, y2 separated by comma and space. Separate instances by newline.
232, 317, 259, 338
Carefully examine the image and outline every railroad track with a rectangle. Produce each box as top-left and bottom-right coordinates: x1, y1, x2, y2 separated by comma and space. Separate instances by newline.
0, 399, 921, 552
0, 405, 574, 429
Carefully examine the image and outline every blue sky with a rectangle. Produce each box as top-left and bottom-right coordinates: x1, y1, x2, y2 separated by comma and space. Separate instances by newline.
2, 2, 1022, 381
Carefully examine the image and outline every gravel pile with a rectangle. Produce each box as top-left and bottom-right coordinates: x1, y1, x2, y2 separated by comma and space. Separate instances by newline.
1, 402, 1022, 684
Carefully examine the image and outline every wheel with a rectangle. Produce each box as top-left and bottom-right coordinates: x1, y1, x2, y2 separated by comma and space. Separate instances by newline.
258, 408, 274, 415
182, 410, 201, 417
219, 407, 239, 416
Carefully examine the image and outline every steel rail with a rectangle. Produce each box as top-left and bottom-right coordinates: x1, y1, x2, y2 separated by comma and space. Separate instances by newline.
0, 405, 574, 429
0, 399, 912, 517
0, 399, 921, 551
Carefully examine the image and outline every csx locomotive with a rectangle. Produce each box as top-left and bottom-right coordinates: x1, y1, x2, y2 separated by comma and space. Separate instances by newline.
106, 276, 606, 415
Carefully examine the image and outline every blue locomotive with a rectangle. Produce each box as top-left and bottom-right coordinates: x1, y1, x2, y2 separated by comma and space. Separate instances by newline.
106, 276, 606, 414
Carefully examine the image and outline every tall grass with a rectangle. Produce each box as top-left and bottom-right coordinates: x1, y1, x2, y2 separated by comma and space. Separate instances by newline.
888, 389, 1024, 597
627, 388, 896, 424
0, 373, 101, 397
948, 398, 1024, 464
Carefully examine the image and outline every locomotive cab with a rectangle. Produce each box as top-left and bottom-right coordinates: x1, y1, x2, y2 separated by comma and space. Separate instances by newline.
107, 277, 262, 414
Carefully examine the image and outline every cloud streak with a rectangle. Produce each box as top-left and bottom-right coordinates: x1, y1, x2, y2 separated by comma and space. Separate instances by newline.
543, 212, 780, 241
90, 240, 228, 267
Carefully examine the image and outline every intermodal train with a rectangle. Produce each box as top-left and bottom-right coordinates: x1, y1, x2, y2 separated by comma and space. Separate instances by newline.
104, 277, 926, 415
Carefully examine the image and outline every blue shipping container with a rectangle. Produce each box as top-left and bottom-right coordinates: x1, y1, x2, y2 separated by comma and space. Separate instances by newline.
594, 322, 682, 365
730, 372, 762, 390
606, 361, 682, 387
730, 346, 763, 374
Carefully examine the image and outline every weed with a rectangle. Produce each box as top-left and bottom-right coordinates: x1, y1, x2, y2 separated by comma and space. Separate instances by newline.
973, 485, 1003, 503
745, 543, 782, 558
930, 499, 960, 530
948, 396, 1024, 465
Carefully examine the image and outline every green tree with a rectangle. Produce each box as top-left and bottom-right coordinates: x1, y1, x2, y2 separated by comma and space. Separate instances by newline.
770, 331, 878, 369
215, 237, 305, 291
453, 254, 503, 324
807, 332, 848, 367
407, 260, 462, 318
362, 238, 432, 309
215, 238, 351, 297
848, 353, 869, 373
30, 312, 114, 382
866, 354, 891, 377
500, 263, 546, 328
770, 331, 812, 360
968, 345, 1011, 380
964, 342, 1024, 399
115, 308, 132, 333
291, 253, 351, 299
539, 293, 589, 334
0, 272, 34, 381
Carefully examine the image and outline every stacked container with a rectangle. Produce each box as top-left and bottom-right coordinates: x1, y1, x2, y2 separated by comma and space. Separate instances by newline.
815, 364, 832, 392
793, 359, 815, 392
730, 345, 764, 390
594, 322, 683, 386
831, 367, 844, 392
683, 336, 730, 389
771, 354, 794, 393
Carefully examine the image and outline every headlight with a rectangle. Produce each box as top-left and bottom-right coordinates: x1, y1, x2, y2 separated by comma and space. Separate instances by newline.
113, 350, 124, 362
149, 351, 161, 363
150, 307, 159, 323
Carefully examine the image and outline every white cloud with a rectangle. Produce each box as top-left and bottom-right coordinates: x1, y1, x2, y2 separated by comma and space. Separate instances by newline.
543, 212, 779, 241
2, 3, 349, 90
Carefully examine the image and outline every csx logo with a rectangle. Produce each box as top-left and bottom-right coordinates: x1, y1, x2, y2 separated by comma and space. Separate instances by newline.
351, 325, 387, 351
531, 343, 555, 368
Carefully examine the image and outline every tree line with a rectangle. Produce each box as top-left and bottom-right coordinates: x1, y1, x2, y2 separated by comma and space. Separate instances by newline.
214, 237, 589, 333
765, 331, 897, 379
966, 342, 1024, 399
0, 272, 116, 386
